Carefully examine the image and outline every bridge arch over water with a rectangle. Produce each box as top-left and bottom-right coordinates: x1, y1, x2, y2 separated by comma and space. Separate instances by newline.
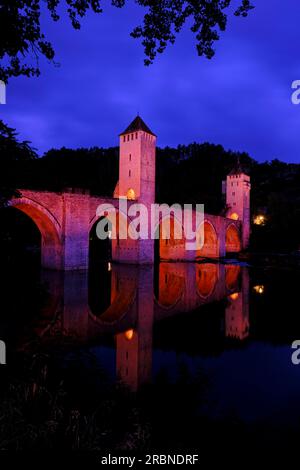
89, 206, 137, 264
197, 220, 219, 259
225, 223, 242, 253
9, 196, 62, 269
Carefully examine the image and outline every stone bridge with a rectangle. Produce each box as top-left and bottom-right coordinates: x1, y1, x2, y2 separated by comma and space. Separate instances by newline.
10, 188, 243, 269
8, 116, 250, 270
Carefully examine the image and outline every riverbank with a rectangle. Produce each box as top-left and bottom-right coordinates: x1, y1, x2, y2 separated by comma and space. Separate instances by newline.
237, 251, 300, 269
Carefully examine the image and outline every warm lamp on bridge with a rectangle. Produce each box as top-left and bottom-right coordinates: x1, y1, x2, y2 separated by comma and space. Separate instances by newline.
253, 214, 266, 226
126, 188, 136, 200
229, 292, 239, 300
229, 212, 239, 221
125, 329, 134, 341
253, 285, 265, 294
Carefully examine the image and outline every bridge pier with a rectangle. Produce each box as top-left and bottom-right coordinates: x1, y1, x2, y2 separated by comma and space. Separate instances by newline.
218, 221, 226, 258
61, 191, 90, 270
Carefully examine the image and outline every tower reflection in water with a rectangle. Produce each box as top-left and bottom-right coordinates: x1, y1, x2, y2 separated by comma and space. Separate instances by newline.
40, 262, 249, 391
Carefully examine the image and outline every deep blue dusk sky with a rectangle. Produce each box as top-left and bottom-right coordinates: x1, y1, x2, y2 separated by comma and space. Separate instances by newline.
1, 0, 300, 162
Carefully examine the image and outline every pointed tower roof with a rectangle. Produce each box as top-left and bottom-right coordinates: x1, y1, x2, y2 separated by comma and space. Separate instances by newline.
228, 157, 249, 176
120, 115, 156, 137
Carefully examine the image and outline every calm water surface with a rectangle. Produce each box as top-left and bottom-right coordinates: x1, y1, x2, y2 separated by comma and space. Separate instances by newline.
2, 259, 300, 454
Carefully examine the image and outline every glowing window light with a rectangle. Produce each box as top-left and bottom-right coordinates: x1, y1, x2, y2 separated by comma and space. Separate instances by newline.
229, 213, 239, 221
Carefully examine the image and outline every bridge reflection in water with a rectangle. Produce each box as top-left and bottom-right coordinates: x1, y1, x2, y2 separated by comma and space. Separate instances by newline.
39, 262, 249, 391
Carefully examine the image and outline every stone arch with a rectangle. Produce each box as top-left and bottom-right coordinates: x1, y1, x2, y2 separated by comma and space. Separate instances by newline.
226, 223, 241, 253
197, 220, 219, 258
89, 214, 113, 264
9, 197, 62, 269
89, 206, 137, 263
157, 213, 186, 261
196, 263, 218, 298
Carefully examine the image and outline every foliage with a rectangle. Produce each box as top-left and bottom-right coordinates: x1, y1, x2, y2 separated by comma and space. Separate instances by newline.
0, 120, 37, 207
250, 159, 300, 251
130, 0, 254, 65
156, 142, 254, 213
14, 146, 119, 196
0, 351, 145, 451
0, 0, 254, 81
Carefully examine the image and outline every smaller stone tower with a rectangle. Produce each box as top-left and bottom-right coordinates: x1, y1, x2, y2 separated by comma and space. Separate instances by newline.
225, 161, 251, 249
225, 269, 250, 340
